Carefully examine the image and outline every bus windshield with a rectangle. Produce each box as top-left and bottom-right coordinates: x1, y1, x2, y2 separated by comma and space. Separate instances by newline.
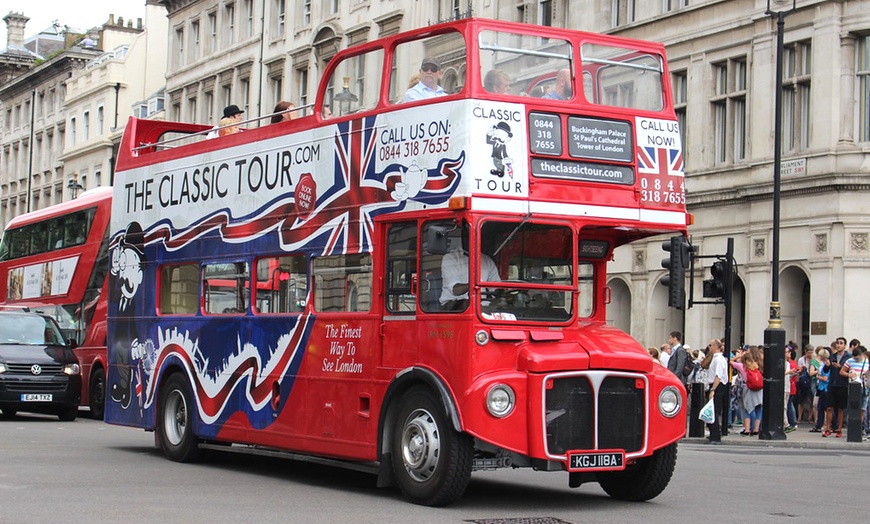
478, 220, 573, 322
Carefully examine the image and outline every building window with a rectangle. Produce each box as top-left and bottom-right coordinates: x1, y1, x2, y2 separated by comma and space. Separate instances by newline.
244, 0, 254, 38
204, 91, 214, 125
612, 0, 634, 27
325, 0, 339, 16
83, 111, 90, 141
190, 19, 200, 61
96, 106, 104, 135
175, 27, 184, 67
188, 96, 198, 123
274, 0, 286, 36
224, 2, 235, 46
240, 78, 250, 114
297, 67, 309, 111
69, 117, 76, 146
860, 35, 870, 142
540, 0, 553, 26
672, 70, 687, 160
208, 12, 217, 53
710, 57, 747, 165
782, 40, 811, 152
269, 74, 283, 107
302, 0, 311, 26
663, 0, 688, 11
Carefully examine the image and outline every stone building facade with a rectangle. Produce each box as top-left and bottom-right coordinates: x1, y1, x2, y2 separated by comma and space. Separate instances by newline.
3, 0, 869, 350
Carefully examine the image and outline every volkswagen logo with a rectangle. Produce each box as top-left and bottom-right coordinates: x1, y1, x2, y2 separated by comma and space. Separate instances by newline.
31, 364, 42, 375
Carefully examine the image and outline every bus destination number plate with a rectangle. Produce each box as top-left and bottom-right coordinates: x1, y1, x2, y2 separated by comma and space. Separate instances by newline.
568, 451, 625, 471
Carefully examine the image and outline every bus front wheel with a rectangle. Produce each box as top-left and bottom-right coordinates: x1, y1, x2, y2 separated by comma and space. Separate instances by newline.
596, 442, 677, 501
390, 386, 472, 506
156, 373, 201, 462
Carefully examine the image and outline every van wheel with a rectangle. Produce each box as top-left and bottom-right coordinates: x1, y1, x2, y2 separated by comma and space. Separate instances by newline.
156, 373, 201, 462
391, 386, 472, 506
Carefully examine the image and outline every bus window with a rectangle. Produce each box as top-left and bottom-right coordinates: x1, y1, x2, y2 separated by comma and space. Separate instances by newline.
478, 30, 572, 98
479, 221, 573, 322
385, 222, 417, 314
312, 254, 372, 312
203, 262, 250, 315
254, 255, 307, 314
421, 220, 466, 313
158, 263, 199, 315
390, 31, 466, 104
582, 43, 664, 111
323, 49, 384, 117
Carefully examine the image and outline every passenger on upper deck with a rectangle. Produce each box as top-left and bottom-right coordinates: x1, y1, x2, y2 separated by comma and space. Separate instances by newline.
483, 69, 511, 95
542, 68, 572, 100
270, 101, 297, 123
403, 58, 446, 102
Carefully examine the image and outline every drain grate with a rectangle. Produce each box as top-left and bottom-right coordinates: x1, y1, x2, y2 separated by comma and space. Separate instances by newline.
466, 519, 574, 524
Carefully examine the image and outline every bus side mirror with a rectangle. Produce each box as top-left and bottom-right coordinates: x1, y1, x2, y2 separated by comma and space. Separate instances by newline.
427, 226, 450, 255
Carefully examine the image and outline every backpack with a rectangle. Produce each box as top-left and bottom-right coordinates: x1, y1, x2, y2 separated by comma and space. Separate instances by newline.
746, 368, 764, 391
683, 358, 696, 378
797, 369, 811, 392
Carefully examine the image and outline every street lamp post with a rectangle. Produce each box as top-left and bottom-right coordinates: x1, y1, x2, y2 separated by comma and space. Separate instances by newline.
760, 0, 795, 441
67, 174, 84, 200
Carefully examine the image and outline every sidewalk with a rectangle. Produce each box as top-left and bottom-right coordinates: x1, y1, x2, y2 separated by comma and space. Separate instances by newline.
682, 425, 870, 450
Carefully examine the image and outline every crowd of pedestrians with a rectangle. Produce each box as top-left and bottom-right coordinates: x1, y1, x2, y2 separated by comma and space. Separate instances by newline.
651, 332, 870, 442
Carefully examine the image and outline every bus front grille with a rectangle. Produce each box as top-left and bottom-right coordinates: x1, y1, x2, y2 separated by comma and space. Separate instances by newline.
545, 374, 645, 455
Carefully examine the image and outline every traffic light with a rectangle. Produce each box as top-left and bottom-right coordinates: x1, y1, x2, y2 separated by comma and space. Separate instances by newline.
703, 260, 727, 298
660, 235, 690, 309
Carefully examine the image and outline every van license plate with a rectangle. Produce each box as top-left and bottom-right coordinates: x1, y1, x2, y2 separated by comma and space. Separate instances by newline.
21, 394, 52, 402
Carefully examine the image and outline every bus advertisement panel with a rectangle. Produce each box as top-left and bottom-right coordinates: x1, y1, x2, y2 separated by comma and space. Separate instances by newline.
106, 18, 688, 506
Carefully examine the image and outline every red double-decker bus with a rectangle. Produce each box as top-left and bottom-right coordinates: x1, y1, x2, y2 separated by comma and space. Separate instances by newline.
106, 18, 688, 506
0, 187, 111, 419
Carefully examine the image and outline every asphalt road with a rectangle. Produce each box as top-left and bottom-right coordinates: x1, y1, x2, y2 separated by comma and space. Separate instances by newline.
1, 413, 865, 523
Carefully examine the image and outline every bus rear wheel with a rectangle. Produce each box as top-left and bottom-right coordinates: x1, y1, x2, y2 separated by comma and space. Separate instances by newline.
156, 373, 201, 462
596, 442, 677, 501
89, 368, 106, 420
390, 386, 472, 506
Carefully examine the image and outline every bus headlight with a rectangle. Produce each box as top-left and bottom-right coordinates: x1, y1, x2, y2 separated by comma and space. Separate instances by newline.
658, 386, 681, 418
63, 363, 81, 376
486, 384, 515, 418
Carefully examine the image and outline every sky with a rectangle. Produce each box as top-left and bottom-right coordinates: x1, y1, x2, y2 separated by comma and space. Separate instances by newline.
0, 0, 146, 49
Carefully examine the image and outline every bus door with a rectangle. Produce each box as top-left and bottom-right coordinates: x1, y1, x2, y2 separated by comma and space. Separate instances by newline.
382, 221, 419, 369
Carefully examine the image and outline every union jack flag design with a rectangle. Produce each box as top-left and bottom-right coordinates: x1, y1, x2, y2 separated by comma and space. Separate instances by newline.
134, 115, 464, 257
637, 145, 683, 178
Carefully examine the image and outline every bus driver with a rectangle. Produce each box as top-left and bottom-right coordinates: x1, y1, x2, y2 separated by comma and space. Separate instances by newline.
439, 226, 500, 309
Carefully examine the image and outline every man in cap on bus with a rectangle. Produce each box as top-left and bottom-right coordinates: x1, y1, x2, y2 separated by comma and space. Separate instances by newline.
403, 58, 446, 101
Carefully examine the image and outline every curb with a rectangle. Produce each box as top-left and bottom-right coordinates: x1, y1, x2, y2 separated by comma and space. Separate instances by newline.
681, 435, 870, 450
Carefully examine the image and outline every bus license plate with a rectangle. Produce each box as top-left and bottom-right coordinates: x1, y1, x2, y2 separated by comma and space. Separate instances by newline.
568, 451, 625, 471
21, 394, 52, 402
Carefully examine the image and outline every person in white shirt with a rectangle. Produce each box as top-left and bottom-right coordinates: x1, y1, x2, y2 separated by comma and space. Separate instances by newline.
439, 228, 500, 309
704, 338, 729, 444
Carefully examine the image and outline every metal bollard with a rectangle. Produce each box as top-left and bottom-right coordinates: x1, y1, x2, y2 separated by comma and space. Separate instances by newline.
847, 381, 863, 443
688, 384, 706, 437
